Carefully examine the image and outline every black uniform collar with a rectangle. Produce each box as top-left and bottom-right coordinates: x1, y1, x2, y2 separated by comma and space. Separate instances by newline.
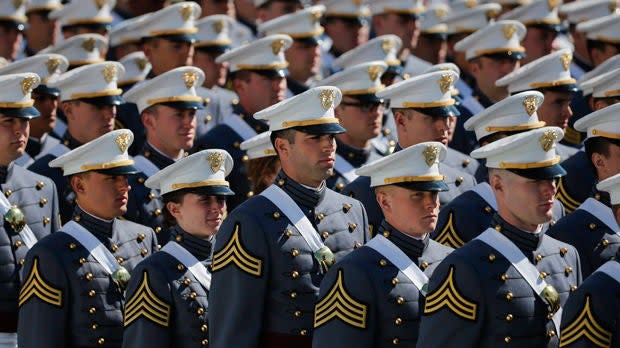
275, 170, 327, 214
492, 214, 543, 254
286, 77, 309, 95
25, 136, 43, 159
232, 104, 269, 134
0, 166, 7, 184
237, 16, 257, 36
379, 220, 429, 260
141, 142, 176, 170
573, 54, 592, 73
170, 225, 213, 261
61, 132, 83, 150
472, 85, 495, 108
72, 205, 114, 242
336, 139, 371, 168
591, 184, 611, 208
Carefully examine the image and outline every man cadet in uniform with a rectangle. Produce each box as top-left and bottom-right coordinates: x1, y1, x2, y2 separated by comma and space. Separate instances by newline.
558, 173, 620, 348
23, 0, 62, 57
418, 127, 582, 347
0, 54, 68, 167
29, 61, 125, 223
312, 142, 453, 348
18, 129, 158, 348
0, 73, 60, 348
409, 3, 449, 66
48, 0, 115, 49
209, 86, 370, 348
0, 1, 26, 62
432, 91, 565, 249
122, 149, 234, 348
314, 61, 388, 192
343, 71, 476, 233
255, 0, 304, 24
116, 51, 151, 93
547, 104, 620, 278
496, 48, 580, 160
122, 66, 204, 244
259, 5, 325, 97
195, 34, 291, 210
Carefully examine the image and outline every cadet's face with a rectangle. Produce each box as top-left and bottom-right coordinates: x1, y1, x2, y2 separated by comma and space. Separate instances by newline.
279, 132, 337, 187
537, 91, 573, 130
237, 72, 286, 114
30, 92, 59, 136
193, 50, 228, 87
65, 101, 116, 143
336, 98, 384, 146
471, 56, 520, 101
374, 14, 419, 50
74, 173, 130, 220
144, 38, 194, 75
200, 0, 235, 17
285, 41, 321, 83
520, 27, 557, 65
0, 115, 28, 166
0, 25, 23, 61
414, 35, 447, 64
398, 110, 451, 147
26, 12, 59, 49
145, 105, 197, 154
169, 194, 226, 238
380, 187, 440, 237
324, 19, 369, 54
259, 1, 303, 22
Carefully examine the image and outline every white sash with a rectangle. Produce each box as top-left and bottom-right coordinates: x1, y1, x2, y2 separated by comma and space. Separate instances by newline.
59, 220, 120, 277
577, 198, 620, 233
595, 260, 620, 285
366, 234, 429, 296
161, 241, 211, 290
476, 228, 562, 334
223, 115, 257, 141
0, 194, 37, 249
48, 143, 70, 158
0, 333, 17, 347
470, 182, 497, 210
334, 154, 359, 183
133, 155, 160, 178
260, 184, 326, 253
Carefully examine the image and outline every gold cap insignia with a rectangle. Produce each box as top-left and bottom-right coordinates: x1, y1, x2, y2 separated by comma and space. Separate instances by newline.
115, 132, 131, 153
381, 38, 393, 54
13, 0, 24, 9
367, 65, 383, 81
310, 10, 322, 24
438, 73, 454, 94
81, 37, 96, 52
94, 0, 107, 10
466, 0, 478, 8
352, 0, 363, 5
183, 71, 198, 89
20, 76, 37, 95
102, 64, 117, 83
523, 95, 538, 116
539, 130, 558, 152
207, 152, 224, 172
486, 8, 499, 19
503, 24, 517, 40
135, 57, 149, 71
180, 4, 194, 22
560, 52, 572, 70
435, 8, 448, 19
212, 19, 225, 34
319, 89, 335, 110
271, 39, 286, 55
423, 144, 440, 167
46, 57, 61, 74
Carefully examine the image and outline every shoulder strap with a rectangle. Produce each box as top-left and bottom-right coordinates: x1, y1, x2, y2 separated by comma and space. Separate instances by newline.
161, 241, 211, 290
133, 155, 160, 178
470, 182, 497, 210
334, 153, 359, 183
222, 115, 257, 141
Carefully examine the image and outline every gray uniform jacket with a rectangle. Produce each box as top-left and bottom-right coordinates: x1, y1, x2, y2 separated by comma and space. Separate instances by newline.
443, 147, 479, 177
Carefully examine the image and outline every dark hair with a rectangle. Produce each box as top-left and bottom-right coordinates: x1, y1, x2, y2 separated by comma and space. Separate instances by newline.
269, 128, 296, 154
587, 39, 620, 61
246, 156, 281, 194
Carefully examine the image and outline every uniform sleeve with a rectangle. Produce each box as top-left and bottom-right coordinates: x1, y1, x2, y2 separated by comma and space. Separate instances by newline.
122, 262, 172, 348
417, 254, 485, 348
209, 212, 269, 348
356, 200, 371, 243
17, 243, 69, 348
48, 180, 61, 233
312, 263, 375, 348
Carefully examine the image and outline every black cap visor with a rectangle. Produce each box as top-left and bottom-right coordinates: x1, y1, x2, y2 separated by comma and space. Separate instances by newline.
80, 94, 125, 106
507, 163, 566, 180
410, 104, 460, 117
0, 106, 40, 119
293, 123, 346, 135
387, 180, 449, 192
93, 163, 139, 176
159, 100, 205, 110
33, 84, 61, 97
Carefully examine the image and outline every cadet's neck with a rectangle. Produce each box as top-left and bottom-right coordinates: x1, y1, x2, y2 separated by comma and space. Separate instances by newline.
0, 166, 8, 184
171, 225, 213, 261
336, 132, 371, 150
145, 140, 185, 161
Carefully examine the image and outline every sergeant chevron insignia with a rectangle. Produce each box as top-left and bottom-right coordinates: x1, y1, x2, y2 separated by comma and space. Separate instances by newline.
434, 212, 465, 249
124, 271, 171, 328
19, 258, 63, 307
211, 223, 263, 276
423, 266, 477, 321
559, 296, 612, 348
314, 269, 367, 329
555, 177, 580, 213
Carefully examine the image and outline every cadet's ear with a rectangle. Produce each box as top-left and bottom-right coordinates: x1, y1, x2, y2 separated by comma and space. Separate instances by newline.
375, 188, 392, 213
70, 175, 85, 194
614, 206, 620, 226
489, 171, 504, 193
274, 137, 290, 158
166, 201, 182, 220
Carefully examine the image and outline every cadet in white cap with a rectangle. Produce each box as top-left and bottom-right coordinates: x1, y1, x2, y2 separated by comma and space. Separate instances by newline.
581, 67, 620, 110
548, 103, 620, 277
209, 86, 370, 348
39, 33, 108, 68
454, 20, 526, 116
123, 149, 234, 348
23, 0, 62, 56
194, 34, 292, 210
371, 0, 426, 56
18, 129, 158, 348
199, 0, 235, 17
313, 142, 453, 348
412, 4, 449, 65
0, 54, 69, 167
255, 0, 304, 23
107, 14, 148, 60
29, 61, 125, 223
419, 127, 581, 347
320, 0, 371, 78
259, 5, 325, 96
116, 51, 151, 92
434, 91, 565, 248
49, 0, 115, 39
240, 131, 280, 195
122, 66, 205, 243
314, 61, 388, 192
0, 0, 26, 61
0, 72, 60, 348
577, 12, 620, 68
343, 71, 476, 232
559, 172, 620, 348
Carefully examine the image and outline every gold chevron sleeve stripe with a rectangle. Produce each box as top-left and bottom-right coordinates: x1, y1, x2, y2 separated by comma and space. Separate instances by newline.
314, 269, 367, 329
423, 266, 477, 321
211, 223, 263, 277
18, 258, 62, 307
434, 212, 465, 249
559, 296, 612, 348
556, 177, 580, 213
124, 271, 171, 328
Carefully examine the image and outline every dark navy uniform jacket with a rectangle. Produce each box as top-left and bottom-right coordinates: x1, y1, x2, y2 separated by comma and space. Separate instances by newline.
418, 215, 582, 348
123, 226, 212, 348
328, 139, 383, 193
0, 163, 59, 333
312, 221, 453, 348
17, 206, 157, 348
556, 151, 596, 214
209, 171, 370, 348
